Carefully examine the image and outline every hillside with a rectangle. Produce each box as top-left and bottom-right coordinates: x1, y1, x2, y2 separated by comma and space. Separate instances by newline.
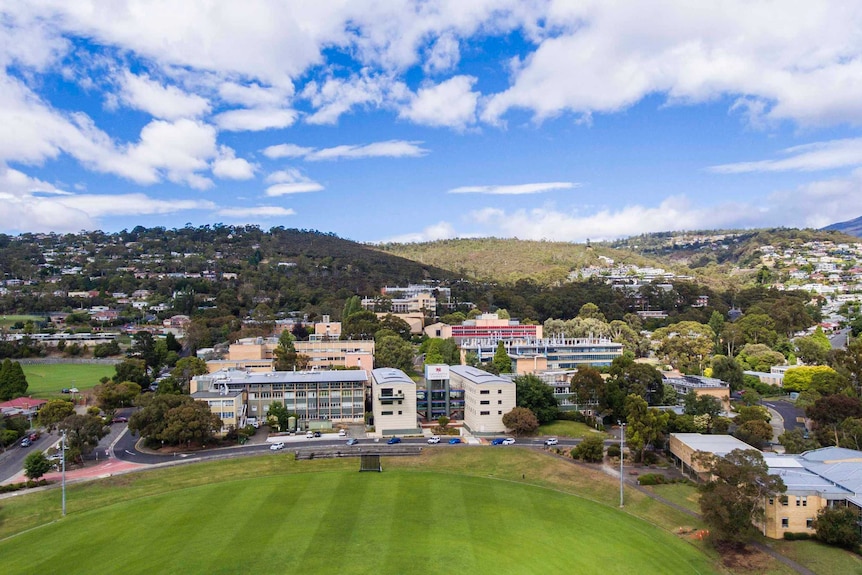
374, 238, 678, 284
823, 215, 862, 237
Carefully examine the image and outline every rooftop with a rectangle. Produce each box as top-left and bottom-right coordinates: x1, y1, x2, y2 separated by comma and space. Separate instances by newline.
449, 365, 512, 385
202, 369, 368, 384
371, 368, 414, 386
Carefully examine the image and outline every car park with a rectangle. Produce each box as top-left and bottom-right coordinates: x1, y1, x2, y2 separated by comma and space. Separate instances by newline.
448, 438, 462, 444
502, 438, 516, 445
387, 437, 402, 444
346, 438, 359, 446
544, 437, 559, 446
270, 442, 285, 451
427, 435, 441, 444
490, 438, 505, 445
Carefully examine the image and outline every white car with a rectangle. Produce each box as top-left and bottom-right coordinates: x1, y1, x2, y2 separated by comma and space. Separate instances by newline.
338, 429, 347, 437
269, 442, 285, 451
502, 437, 516, 445
427, 435, 441, 444
544, 437, 559, 446
306, 431, 314, 439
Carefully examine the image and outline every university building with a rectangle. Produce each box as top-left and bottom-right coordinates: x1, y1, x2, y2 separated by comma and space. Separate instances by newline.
459, 337, 623, 374
370, 368, 420, 436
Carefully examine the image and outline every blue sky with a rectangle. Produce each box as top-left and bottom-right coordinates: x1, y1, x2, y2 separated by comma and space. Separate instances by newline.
3, 1, 862, 243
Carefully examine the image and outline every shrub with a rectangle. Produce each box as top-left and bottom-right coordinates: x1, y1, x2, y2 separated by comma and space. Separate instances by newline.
783, 532, 812, 541
642, 451, 660, 465
571, 434, 604, 462
606, 444, 621, 458
556, 411, 584, 422
637, 473, 667, 486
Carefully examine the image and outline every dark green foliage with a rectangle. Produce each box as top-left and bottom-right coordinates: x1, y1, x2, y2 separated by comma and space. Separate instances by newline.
374, 335, 414, 372
571, 434, 605, 462
502, 407, 539, 436
129, 393, 221, 446
114, 358, 151, 388
711, 355, 744, 391
778, 428, 820, 454
92, 340, 121, 358
813, 506, 862, 550
23, 452, 52, 480
0, 359, 28, 400
492, 341, 512, 374
59, 414, 109, 464
266, 401, 291, 432
95, 380, 142, 410
514, 374, 558, 424
782, 532, 812, 541
606, 444, 621, 458
637, 473, 668, 486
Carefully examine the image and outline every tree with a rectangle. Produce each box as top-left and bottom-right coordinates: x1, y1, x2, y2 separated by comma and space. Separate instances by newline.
736, 344, 785, 373
374, 335, 414, 372
737, 313, 778, 346
492, 340, 512, 373
502, 407, 539, 436
267, 400, 291, 432
734, 405, 770, 425
608, 358, 663, 405
720, 322, 745, 357
171, 356, 209, 390
342, 295, 362, 320
129, 394, 221, 446
58, 414, 109, 465
734, 420, 774, 449
697, 449, 786, 545
273, 331, 299, 371
0, 359, 28, 400
129, 331, 163, 375
624, 394, 669, 462
778, 428, 820, 454
513, 374, 558, 424
571, 434, 605, 462
379, 314, 412, 340
24, 452, 52, 480
683, 391, 722, 433
95, 380, 142, 410
340, 310, 380, 340
708, 311, 725, 353
114, 358, 151, 388
37, 399, 75, 430
807, 394, 862, 446
711, 355, 744, 392
652, 321, 715, 374
813, 506, 862, 550
795, 335, 830, 366
570, 365, 604, 409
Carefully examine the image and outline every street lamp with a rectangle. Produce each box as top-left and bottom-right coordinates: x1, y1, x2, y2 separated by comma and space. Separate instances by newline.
61, 430, 67, 517
619, 421, 626, 508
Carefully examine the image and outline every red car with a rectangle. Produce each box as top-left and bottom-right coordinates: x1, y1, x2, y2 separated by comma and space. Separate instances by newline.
112, 416, 129, 424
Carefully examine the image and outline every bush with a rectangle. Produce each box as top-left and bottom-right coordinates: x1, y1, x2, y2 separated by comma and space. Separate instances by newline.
0, 478, 49, 493
783, 532, 812, 541
556, 411, 584, 422
606, 444, 621, 458
637, 473, 668, 486
571, 434, 605, 463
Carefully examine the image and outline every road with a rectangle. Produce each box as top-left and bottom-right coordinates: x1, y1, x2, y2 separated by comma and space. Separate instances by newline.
830, 327, 851, 350
762, 399, 806, 434
0, 433, 58, 483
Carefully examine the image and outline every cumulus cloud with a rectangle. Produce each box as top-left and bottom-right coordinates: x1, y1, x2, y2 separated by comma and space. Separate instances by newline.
262, 140, 428, 161
264, 168, 323, 195
399, 76, 478, 128
217, 206, 296, 218
214, 107, 297, 132
123, 118, 218, 189
380, 221, 462, 243
302, 73, 407, 125
117, 71, 210, 119
709, 138, 862, 173
212, 146, 256, 180
448, 182, 578, 195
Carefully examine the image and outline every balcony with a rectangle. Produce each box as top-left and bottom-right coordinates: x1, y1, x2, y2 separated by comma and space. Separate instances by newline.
378, 391, 405, 400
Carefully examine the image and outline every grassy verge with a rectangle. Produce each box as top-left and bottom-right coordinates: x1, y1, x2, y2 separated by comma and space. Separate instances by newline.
537, 419, 608, 439
644, 482, 701, 514
767, 539, 862, 574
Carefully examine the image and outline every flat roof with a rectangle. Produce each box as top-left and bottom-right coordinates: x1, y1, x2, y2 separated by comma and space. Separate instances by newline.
671, 433, 756, 456
192, 390, 244, 399
449, 365, 512, 385
371, 368, 414, 386
202, 369, 368, 384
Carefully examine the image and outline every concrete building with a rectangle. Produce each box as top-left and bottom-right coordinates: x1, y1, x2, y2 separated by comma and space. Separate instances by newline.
459, 337, 623, 373
417, 364, 465, 422
190, 389, 246, 433
668, 433, 754, 479
220, 336, 374, 373
371, 368, 420, 436
449, 365, 515, 435
191, 369, 368, 428
424, 313, 543, 342
662, 374, 730, 411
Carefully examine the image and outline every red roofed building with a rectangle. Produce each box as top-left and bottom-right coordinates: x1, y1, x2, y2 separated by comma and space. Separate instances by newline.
0, 397, 47, 417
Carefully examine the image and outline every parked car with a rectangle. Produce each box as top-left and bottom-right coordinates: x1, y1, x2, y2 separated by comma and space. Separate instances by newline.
490, 438, 505, 445
346, 438, 359, 446
111, 416, 129, 424
20, 438, 31, 448
544, 437, 559, 446
305, 431, 314, 439
502, 438, 516, 445
47, 453, 63, 462
387, 437, 402, 444
448, 438, 462, 444
60, 388, 70, 394
68, 387, 79, 393
338, 429, 347, 437
270, 442, 285, 451
28, 432, 40, 441
313, 431, 321, 438
427, 435, 441, 444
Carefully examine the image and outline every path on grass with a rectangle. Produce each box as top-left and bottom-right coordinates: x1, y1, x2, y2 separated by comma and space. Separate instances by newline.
596, 462, 816, 575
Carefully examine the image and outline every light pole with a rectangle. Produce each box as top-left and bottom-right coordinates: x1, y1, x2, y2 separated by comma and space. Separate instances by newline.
61, 430, 67, 517
619, 421, 626, 508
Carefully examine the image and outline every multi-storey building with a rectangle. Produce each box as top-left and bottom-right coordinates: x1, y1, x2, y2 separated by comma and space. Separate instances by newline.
370, 368, 420, 436
459, 337, 623, 373
424, 313, 543, 343
210, 336, 374, 373
449, 365, 515, 434
190, 369, 368, 427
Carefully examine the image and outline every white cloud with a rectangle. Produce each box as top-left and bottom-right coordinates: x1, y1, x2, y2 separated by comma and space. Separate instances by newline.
214, 107, 297, 132
262, 140, 428, 161
218, 82, 293, 107
399, 76, 478, 128
381, 221, 461, 243
448, 182, 577, 195
53, 193, 215, 217
217, 206, 296, 218
262, 144, 315, 160
118, 71, 210, 120
302, 73, 406, 125
212, 146, 256, 180
264, 168, 324, 196
123, 118, 218, 189
709, 138, 862, 174
423, 34, 460, 75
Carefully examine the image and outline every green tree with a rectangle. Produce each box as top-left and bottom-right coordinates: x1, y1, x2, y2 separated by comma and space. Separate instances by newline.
171, 356, 210, 390
570, 365, 604, 409
708, 311, 725, 353
735, 405, 770, 425
492, 340, 512, 373
37, 399, 75, 430
379, 314, 412, 340
502, 406, 539, 436
95, 380, 142, 410
778, 428, 820, 454
807, 394, 862, 446
652, 321, 715, 374
342, 295, 362, 320
737, 313, 778, 347
58, 414, 109, 465
624, 394, 669, 462
0, 359, 28, 400
129, 393, 221, 446
697, 449, 786, 545
571, 434, 605, 462
813, 506, 862, 550
711, 355, 744, 391
129, 331, 163, 375
114, 358, 151, 388
374, 335, 414, 372
736, 344, 785, 373
340, 310, 380, 340
578, 302, 606, 321
795, 334, 830, 366
734, 419, 774, 449
266, 400, 291, 432
513, 374, 558, 424
683, 391, 722, 433
783, 365, 842, 393
423, 339, 445, 365
273, 331, 299, 371
23, 451, 52, 480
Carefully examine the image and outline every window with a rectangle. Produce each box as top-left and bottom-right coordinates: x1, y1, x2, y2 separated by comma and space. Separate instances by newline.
768, 498, 774, 505
480, 390, 490, 395
398, 411, 402, 415
381, 411, 393, 416
806, 519, 814, 529
480, 411, 490, 416
498, 411, 502, 415
781, 496, 788, 506
498, 400, 502, 405
480, 400, 489, 405
498, 389, 502, 394
801, 497, 807, 507
781, 518, 789, 528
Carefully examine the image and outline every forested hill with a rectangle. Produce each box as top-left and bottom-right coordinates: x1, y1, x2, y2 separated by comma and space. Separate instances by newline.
374, 238, 673, 284
823, 215, 862, 238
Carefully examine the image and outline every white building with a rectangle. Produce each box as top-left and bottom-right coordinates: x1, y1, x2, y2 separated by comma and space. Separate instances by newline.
449, 365, 516, 435
371, 368, 420, 436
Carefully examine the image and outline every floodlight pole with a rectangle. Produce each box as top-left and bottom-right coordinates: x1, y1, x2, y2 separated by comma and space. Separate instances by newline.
619, 421, 626, 508
61, 430, 67, 517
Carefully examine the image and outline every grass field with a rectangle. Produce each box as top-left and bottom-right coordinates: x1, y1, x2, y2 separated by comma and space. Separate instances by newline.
0, 314, 44, 328
0, 457, 718, 575
22, 363, 116, 397
537, 419, 608, 439
646, 483, 702, 514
